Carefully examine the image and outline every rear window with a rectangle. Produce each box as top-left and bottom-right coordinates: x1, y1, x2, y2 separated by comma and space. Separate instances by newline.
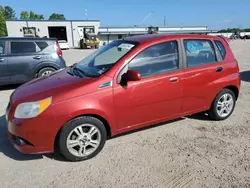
10, 41, 51, 54
215, 40, 226, 60
184, 39, 217, 67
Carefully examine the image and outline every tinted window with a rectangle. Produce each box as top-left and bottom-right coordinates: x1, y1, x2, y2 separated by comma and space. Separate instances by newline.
184, 40, 217, 67
36, 41, 49, 50
10, 41, 47, 54
128, 41, 179, 78
215, 40, 226, 59
0, 41, 5, 55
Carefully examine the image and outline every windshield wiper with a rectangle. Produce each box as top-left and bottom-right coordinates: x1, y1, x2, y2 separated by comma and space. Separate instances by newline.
72, 66, 86, 78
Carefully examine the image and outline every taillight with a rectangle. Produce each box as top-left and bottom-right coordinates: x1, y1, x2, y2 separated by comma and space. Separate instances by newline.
56, 40, 63, 57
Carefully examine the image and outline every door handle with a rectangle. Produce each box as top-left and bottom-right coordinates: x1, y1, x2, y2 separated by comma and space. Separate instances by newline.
216, 67, 223, 72
169, 77, 179, 82
0, 58, 4, 62
33, 56, 41, 60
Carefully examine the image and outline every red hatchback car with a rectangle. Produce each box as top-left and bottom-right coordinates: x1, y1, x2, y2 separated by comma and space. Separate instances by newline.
6, 34, 240, 161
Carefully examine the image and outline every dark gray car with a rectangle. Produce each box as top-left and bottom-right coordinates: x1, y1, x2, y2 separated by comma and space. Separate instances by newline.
0, 37, 66, 86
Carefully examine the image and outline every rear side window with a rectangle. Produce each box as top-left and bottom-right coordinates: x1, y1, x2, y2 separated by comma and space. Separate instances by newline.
10, 41, 49, 54
184, 39, 217, 67
215, 40, 226, 59
0, 41, 5, 55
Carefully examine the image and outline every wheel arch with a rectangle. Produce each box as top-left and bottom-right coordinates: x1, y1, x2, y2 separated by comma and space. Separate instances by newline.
224, 85, 239, 100
34, 62, 60, 77
209, 85, 239, 110
54, 114, 112, 152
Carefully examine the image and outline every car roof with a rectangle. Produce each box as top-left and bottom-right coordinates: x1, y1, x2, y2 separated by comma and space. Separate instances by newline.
124, 33, 221, 44
0, 37, 56, 41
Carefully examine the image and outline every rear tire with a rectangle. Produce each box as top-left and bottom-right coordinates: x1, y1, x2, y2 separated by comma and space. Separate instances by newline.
58, 116, 107, 162
37, 67, 56, 77
208, 89, 236, 120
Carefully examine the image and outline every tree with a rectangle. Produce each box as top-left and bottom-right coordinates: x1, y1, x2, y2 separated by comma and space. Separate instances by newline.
20, 11, 29, 19
49, 13, 66, 20
3, 6, 16, 19
218, 28, 250, 33
20, 11, 44, 20
0, 6, 8, 36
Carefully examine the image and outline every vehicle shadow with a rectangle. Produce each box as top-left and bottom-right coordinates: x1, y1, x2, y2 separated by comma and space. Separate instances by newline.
0, 84, 20, 91
0, 115, 43, 161
240, 70, 250, 82
110, 117, 186, 139
187, 112, 212, 121
0, 113, 210, 162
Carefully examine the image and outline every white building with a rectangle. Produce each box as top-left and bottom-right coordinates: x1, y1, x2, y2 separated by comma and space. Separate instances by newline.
6, 20, 210, 48
98, 26, 209, 45
6, 20, 100, 48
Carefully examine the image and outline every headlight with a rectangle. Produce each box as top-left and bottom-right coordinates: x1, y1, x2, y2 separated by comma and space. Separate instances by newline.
14, 97, 52, 119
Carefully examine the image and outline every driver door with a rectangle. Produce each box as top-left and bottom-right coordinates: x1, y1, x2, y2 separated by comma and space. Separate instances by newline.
113, 40, 184, 132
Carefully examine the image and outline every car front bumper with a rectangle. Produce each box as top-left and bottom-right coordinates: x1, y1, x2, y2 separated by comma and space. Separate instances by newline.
6, 103, 69, 155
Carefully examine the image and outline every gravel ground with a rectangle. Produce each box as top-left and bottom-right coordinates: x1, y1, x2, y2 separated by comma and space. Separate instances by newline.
0, 41, 250, 188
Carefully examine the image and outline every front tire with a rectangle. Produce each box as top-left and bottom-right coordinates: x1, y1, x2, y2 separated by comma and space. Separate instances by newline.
208, 89, 236, 120
37, 67, 56, 77
58, 116, 107, 162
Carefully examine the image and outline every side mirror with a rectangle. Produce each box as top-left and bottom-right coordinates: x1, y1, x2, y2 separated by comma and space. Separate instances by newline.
121, 69, 141, 83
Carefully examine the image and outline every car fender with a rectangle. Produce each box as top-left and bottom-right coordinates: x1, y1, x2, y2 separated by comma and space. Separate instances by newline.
33, 61, 61, 77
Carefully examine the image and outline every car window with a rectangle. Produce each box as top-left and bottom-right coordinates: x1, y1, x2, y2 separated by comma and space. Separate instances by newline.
215, 40, 226, 60
0, 41, 5, 55
184, 39, 217, 67
35, 41, 49, 50
10, 41, 43, 54
94, 43, 134, 66
128, 41, 179, 78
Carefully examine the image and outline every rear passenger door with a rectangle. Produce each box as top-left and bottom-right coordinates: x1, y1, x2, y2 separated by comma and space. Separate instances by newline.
7, 41, 44, 83
181, 39, 224, 114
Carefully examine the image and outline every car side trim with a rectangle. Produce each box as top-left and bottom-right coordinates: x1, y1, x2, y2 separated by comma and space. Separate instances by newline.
99, 81, 113, 89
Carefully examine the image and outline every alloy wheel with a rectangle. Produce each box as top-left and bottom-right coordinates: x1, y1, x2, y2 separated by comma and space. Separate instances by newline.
216, 93, 234, 118
66, 124, 101, 157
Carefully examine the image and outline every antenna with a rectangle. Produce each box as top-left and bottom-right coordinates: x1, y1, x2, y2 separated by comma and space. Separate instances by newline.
85, 9, 88, 20
137, 11, 153, 27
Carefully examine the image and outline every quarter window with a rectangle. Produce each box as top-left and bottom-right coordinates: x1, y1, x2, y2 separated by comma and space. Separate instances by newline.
184, 40, 217, 67
128, 41, 179, 78
215, 40, 226, 59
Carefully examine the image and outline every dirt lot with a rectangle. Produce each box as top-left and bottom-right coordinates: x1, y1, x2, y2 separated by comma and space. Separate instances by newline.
0, 41, 250, 188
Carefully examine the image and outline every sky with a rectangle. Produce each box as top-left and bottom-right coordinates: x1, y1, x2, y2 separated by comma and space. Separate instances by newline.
1, 0, 250, 29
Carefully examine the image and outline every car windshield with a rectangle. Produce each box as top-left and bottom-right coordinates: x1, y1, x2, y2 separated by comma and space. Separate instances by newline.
73, 40, 138, 77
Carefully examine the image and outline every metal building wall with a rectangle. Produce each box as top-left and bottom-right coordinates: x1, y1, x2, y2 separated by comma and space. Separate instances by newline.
6, 20, 100, 48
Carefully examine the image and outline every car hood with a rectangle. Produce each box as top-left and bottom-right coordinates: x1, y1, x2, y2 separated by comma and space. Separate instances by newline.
11, 68, 97, 105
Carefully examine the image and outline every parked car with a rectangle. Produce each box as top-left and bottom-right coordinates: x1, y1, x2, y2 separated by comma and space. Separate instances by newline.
58, 40, 70, 50
243, 35, 250, 39
0, 37, 66, 86
229, 32, 243, 40
6, 34, 240, 161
